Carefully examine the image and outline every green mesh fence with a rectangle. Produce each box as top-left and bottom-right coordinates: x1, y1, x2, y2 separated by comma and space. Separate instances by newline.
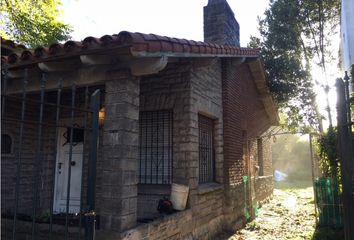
314, 177, 343, 228
242, 176, 259, 221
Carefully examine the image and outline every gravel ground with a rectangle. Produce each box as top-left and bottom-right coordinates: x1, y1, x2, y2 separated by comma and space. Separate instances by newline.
218, 186, 317, 240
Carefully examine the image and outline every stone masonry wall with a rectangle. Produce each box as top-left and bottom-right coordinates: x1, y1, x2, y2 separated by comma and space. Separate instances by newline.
133, 60, 224, 239
98, 69, 140, 232
138, 63, 192, 219
204, 0, 240, 46
189, 60, 224, 238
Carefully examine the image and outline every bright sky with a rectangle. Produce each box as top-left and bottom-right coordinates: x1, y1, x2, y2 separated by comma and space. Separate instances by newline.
60, 0, 339, 129
61, 0, 269, 47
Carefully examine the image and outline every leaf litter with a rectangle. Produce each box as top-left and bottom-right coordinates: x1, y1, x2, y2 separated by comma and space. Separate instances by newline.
218, 187, 316, 240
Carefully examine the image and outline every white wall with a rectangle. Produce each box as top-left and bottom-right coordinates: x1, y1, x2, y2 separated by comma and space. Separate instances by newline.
341, 0, 354, 71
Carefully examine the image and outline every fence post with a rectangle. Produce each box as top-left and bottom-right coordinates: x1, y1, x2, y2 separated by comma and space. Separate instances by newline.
336, 78, 354, 240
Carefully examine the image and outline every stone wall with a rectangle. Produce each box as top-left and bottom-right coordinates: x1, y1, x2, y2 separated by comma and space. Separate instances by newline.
255, 176, 274, 202
138, 63, 192, 220
98, 69, 140, 232
204, 0, 240, 46
136, 60, 225, 239
120, 207, 224, 240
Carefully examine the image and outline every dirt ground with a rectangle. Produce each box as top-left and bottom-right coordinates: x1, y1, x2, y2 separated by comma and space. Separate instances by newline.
217, 182, 344, 240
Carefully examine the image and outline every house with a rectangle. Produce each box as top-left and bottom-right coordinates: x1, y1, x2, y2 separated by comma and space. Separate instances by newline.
1, 0, 278, 239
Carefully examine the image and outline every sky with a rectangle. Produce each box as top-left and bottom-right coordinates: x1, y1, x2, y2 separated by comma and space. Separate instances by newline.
60, 0, 269, 47
60, 0, 339, 128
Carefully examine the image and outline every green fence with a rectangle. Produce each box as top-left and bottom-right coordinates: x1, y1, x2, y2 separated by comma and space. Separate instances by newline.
243, 176, 259, 222
314, 177, 343, 228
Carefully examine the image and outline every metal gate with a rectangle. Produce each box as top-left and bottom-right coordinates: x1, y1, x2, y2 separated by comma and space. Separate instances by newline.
336, 68, 354, 240
1, 67, 100, 240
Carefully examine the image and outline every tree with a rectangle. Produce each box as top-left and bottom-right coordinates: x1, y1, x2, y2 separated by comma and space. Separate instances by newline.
250, 0, 340, 133
0, 0, 72, 48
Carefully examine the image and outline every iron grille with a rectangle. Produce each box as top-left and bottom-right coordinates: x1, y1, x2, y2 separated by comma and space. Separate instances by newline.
1, 68, 100, 240
139, 110, 173, 184
198, 114, 214, 183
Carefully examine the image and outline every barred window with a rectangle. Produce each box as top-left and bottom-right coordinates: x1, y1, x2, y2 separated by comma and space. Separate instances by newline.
198, 115, 215, 183
139, 110, 173, 184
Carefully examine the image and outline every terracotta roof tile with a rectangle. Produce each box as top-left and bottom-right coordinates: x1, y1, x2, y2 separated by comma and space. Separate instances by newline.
34, 46, 49, 58
20, 50, 33, 61
1, 31, 260, 67
63, 40, 82, 52
48, 43, 63, 55
1, 38, 27, 51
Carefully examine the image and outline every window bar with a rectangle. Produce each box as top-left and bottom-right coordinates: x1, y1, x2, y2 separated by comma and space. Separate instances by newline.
1, 64, 8, 117
169, 112, 173, 183
204, 126, 207, 183
144, 114, 148, 184
31, 73, 47, 239
79, 86, 89, 240
49, 78, 63, 238
203, 124, 206, 183
205, 127, 208, 183
203, 126, 206, 183
204, 124, 206, 183
12, 69, 28, 240
198, 122, 203, 182
139, 114, 142, 183
206, 124, 212, 182
150, 112, 153, 184
86, 89, 100, 240
1, 95, 92, 113
65, 84, 76, 240
156, 111, 159, 184
162, 112, 165, 184
210, 121, 212, 181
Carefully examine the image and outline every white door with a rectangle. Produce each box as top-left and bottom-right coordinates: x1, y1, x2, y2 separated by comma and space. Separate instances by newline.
53, 127, 84, 213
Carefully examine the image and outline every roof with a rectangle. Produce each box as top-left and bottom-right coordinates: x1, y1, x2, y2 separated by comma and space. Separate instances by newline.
1, 31, 260, 68
1, 38, 27, 56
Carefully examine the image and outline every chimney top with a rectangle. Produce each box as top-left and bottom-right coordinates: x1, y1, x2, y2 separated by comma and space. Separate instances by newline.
203, 0, 240, 46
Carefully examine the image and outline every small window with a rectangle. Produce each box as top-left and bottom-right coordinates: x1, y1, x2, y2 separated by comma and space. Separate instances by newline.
1, 134, 13, 154
139, 110, 173, 184
198, 115, 215, 183
63, 126, 84, 146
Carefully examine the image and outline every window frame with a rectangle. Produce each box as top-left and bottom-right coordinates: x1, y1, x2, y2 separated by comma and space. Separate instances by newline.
198, 114, 215, 183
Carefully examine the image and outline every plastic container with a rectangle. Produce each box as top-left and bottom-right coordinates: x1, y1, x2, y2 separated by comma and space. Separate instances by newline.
170, 183, 189, 210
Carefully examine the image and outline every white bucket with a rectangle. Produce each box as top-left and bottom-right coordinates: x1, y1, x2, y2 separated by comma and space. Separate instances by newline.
170, 183, 189, 210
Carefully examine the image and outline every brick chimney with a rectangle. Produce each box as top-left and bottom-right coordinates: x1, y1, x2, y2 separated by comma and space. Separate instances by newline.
203, 0, 240, 46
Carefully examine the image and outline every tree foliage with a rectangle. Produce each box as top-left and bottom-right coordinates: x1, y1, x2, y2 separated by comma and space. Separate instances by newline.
0, 0, 72, 48
250, 0, 340, 133
316, 127, 339, 178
